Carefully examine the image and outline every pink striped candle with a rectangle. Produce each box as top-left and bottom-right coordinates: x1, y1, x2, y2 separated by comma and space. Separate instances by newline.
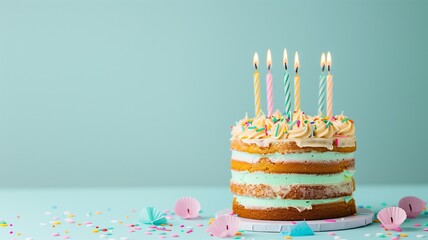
266, 49, 274, 117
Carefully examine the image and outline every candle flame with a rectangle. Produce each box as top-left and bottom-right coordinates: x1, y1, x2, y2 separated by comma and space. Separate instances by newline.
266, 49, 272, 70
320, 52, 326, 71
253, 52, 259, 69
294, 51, 300, 73
283, 48, 288, 70
327, 51, 332, 71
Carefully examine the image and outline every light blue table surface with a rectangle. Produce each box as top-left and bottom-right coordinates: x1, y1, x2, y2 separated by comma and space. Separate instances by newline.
1, 185, 427, 240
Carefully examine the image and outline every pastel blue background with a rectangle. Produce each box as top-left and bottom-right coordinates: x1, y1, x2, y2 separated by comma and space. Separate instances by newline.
0, 0, 427, 188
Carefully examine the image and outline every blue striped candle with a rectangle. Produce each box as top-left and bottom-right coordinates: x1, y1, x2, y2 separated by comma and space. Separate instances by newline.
283, 49, 291, 120
318, 53, 327, 115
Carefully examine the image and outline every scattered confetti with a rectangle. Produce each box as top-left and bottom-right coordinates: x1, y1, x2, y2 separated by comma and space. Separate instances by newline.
4, 196, 428, 239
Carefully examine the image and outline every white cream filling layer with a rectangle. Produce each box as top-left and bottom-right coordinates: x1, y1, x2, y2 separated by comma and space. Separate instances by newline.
231, 170, 355, 185
235, 195, 353, 212
231, 150, 354, 163
232, 181, 354, 197
239, 137, 356, 149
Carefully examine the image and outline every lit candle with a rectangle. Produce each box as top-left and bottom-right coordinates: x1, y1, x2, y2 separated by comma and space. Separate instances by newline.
326, 51, 334, 118
266, 49, 274, 117
318, 52, 327, 115
283, 49, 291, 120
253, 53, 262, 117
293, 51, 301, 112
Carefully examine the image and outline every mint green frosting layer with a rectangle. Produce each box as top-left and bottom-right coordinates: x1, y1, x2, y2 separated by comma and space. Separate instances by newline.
231, 150, 354, 163
235, 195, 353, 209
231, 170, 354, 185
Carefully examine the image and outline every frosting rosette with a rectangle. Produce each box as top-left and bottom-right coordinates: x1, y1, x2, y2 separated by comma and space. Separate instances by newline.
240, 114, 273, 139
287, 111, 312, 139
313, 117, 339, 138
231, 114, 251, 139
334, 114, 355, 137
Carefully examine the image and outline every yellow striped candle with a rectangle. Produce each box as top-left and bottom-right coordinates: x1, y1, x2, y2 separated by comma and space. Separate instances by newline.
326, 52, 333, 118
253, 53, 261, 117
293, 52, 301, 112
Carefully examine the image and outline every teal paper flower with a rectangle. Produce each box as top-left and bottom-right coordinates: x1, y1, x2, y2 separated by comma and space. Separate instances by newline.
139, 207, 167, 225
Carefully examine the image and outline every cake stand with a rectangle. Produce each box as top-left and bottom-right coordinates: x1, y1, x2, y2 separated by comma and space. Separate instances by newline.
215, 208, 374, 232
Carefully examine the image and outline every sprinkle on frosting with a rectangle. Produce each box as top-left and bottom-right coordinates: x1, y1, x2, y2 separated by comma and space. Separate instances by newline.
231, 110, 355, 140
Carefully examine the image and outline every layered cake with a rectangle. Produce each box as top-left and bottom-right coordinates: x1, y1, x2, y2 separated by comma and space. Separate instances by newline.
230, 110, 356, 220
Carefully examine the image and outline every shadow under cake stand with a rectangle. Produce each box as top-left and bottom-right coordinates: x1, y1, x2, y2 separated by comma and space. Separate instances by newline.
216, 208, 374, 232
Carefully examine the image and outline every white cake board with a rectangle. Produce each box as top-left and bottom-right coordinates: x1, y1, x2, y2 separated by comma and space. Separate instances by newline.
216, 208, 373, 232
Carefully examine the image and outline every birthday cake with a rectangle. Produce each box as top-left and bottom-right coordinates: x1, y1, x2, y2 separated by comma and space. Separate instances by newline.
229, 50, 357, 220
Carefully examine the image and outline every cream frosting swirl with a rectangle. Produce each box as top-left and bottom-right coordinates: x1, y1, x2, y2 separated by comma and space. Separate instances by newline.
286, 111, 312, 139
334, 113, 355, 137
230, 110, 355, 140
239, 114, 273, 139
313, 117, 339, 138
231, 113, 249, 139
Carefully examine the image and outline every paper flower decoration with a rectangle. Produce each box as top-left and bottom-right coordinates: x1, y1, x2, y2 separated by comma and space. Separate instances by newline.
139, 207, 167, 225
281, 221, 314, 236
206, 215, 240, 238
377, 207, 407, 230
398, 196, 426, 218
174, 197, 201, 219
